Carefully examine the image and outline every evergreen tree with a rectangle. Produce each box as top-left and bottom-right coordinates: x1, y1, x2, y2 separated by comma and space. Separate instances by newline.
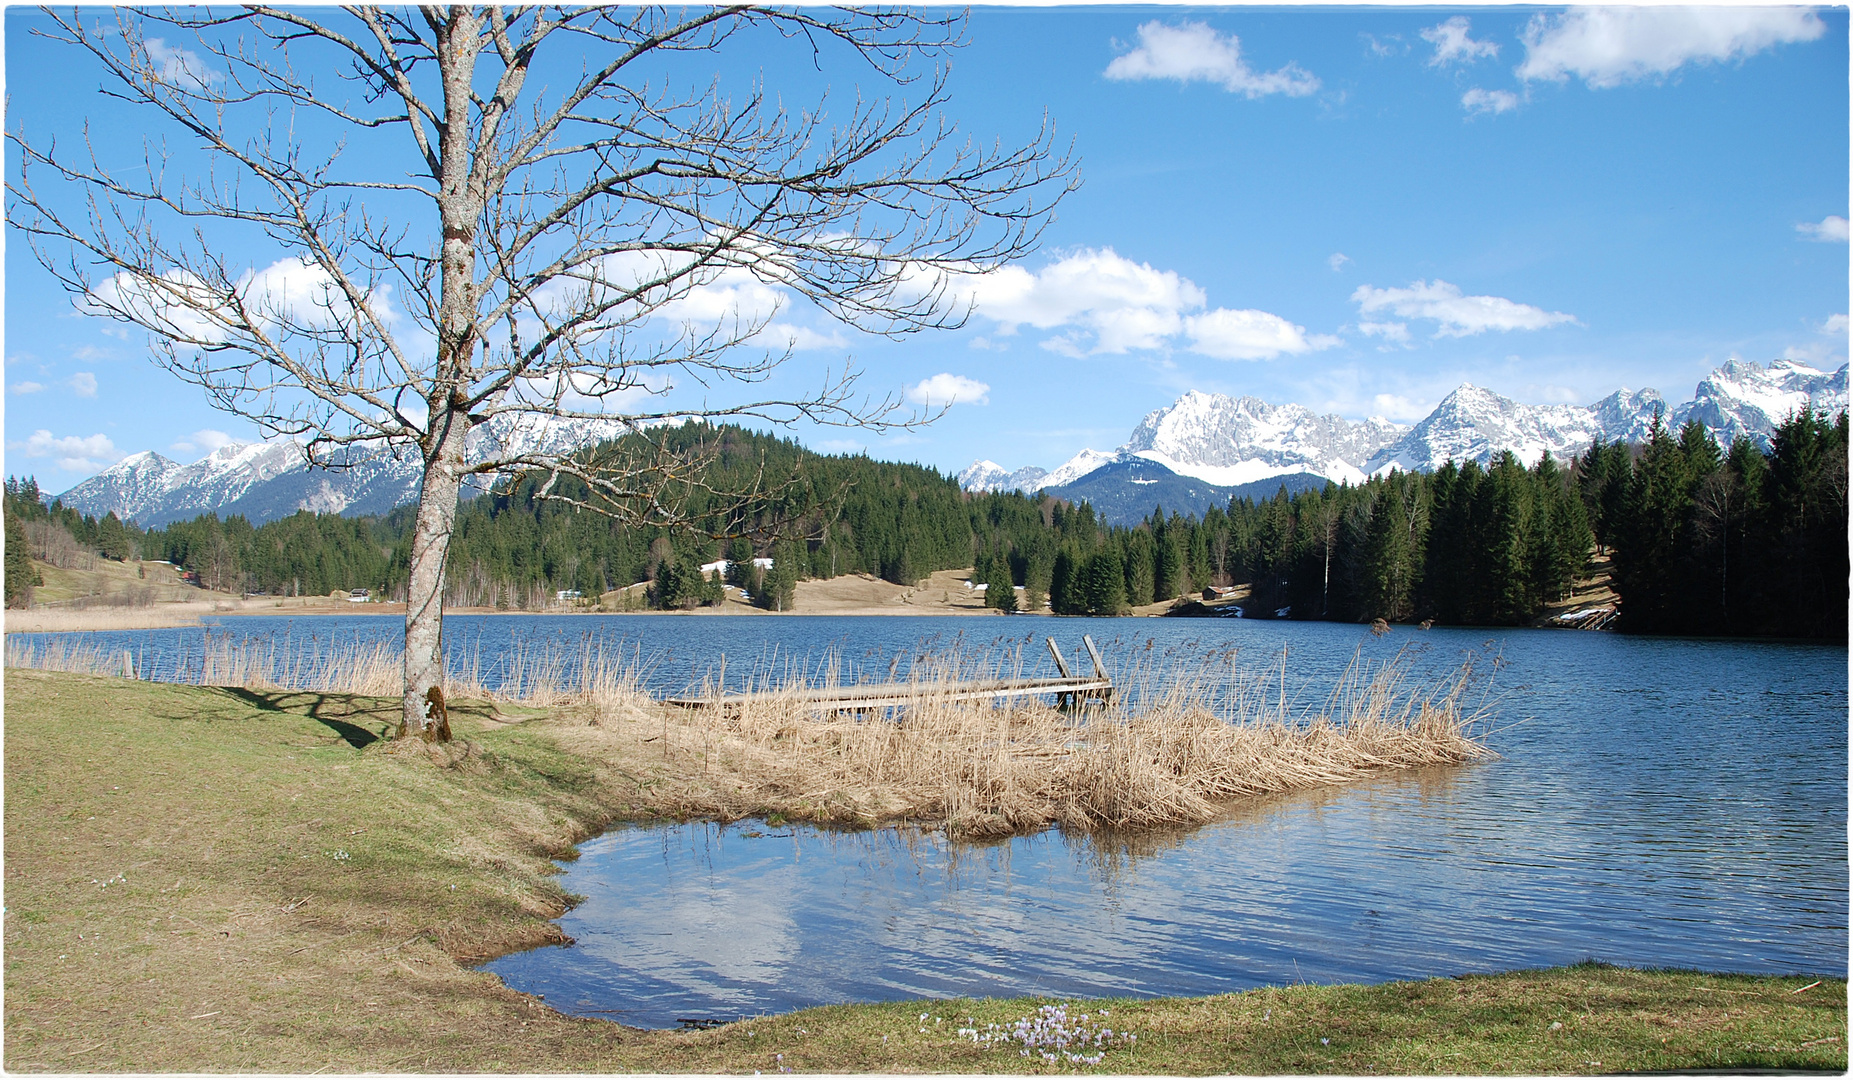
1080, 545, 1125, 615
1359, 479, 1416, 621
986, 558, 1018, 613
5, 512, 41, 607
757, 543, 800, 611
1122, 528, 1156, 607
1049, 545, 1083, 615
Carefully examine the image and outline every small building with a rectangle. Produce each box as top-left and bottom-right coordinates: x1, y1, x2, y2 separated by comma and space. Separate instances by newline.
1203, 585, 1240, 601
556, 589, 584, 601
348, 588, 370, 603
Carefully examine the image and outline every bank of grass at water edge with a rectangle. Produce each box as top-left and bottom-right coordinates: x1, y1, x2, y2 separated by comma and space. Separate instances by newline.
5, 670, 1844, 1073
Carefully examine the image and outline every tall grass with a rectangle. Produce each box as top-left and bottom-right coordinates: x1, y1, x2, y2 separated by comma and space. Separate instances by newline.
567, 643, 1496, 836
7, 630, 1493, 834
3, 633, 651, 717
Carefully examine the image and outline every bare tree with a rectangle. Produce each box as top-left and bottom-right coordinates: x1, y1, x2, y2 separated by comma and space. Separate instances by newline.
10, 6, 1071, 739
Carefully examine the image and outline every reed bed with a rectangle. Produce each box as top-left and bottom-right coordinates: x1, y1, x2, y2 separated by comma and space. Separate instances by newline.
6, 629, 1492, 835
563, 643, 1496, 837
3, 632, 652, 715
3, 607, 206, 633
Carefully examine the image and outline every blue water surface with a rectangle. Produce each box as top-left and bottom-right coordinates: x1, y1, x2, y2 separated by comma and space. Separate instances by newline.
17, 614, 1847, 1027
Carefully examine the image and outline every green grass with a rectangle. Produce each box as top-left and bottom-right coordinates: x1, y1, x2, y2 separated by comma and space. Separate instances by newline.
4, 669, 1844, 1073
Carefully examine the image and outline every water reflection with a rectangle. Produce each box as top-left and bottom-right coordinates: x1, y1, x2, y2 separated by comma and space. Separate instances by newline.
14, 613, 1843, 1025
489, 736, 1842, 1029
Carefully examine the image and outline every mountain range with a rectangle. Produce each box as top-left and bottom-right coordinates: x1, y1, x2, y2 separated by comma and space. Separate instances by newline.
56, 415, 634, 528
55, 357, 1848, 529
960, 358, 1848, 521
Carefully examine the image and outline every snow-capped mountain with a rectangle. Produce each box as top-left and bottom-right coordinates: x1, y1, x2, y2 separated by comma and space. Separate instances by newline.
957, 460, 1050, 495
1044, 448, 1119, 489
960, 357, 1849, 497
58, 441, 426, 528
957, 448, 1120, 494
1363, 385, 1667, 475
1674, 358, 1848, 450
57, 413, 638, 528
1123, 391, 1407, 487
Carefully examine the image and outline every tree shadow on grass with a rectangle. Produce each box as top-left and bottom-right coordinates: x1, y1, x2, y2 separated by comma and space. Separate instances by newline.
222, 687, 394, 748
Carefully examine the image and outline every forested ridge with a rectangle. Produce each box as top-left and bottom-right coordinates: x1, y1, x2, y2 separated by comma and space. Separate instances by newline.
6, 414, 1845, 638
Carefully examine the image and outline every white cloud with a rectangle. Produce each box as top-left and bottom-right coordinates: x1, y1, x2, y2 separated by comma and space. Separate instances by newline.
1797, 215, 1850, 242
11, 381, 45, 395
1328, 252, 1352, 272
1359, 320, 1411, 344
1185, 308, 1338, 361
13, 430, 124, 472
87, 258, 403, 348
241, 257, 401, 333
759, 324, 847, 351
964, 247, 1205, 354
919, 247, 1330, 362
1517, 7, 1826, 88
69, 345, 111, 361
906, 373, 991, 408
1352, 280, 1577, 338
1370, 393, 1431, 423
86, 267, 231, 342
67, 372, 98, 397
1105, 21, 1320, 98
527, 250, 848, 354
143, 37, 221, 90
1822, 313, 1850, 335
170, 429, 238, 455
1462, 88, 1521, 115
1422, 17, 1499, 66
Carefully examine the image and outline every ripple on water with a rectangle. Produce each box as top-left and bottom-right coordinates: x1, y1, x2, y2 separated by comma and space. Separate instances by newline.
16, 614, 1842, 1026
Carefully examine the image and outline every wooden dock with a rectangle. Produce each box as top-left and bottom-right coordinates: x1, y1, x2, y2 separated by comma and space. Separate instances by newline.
663, 636, 1114, 713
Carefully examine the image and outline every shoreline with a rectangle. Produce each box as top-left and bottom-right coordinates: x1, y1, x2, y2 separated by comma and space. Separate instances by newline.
3, 669, 1842, 1073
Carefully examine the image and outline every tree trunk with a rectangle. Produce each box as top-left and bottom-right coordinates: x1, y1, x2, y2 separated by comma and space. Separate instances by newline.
401, 9, 483, 741
402, 408, 468, 739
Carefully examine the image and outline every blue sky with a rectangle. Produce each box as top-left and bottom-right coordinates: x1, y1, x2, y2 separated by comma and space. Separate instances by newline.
5, 6, 1847, 493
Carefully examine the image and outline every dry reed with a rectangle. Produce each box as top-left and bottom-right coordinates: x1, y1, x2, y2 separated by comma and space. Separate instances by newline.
4, 608, 206, 633
564, 644, 1496, 837
3, 631, 652, 717
6, 629, 1492, 836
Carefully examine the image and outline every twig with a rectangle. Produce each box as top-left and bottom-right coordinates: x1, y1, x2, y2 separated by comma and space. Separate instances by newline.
1790, 980, 1823, 995
1800, 1035, 1840, 1047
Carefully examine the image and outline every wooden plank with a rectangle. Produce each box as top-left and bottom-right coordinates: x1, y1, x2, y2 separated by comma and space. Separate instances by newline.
1046, 637, 1074, 678
1081, 635, 1112, 704
664, 675, 1111, 711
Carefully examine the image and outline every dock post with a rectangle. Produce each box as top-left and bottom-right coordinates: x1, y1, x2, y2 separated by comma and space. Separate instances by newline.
1081, 635, 1113, 703
1047, 637, 1076, 710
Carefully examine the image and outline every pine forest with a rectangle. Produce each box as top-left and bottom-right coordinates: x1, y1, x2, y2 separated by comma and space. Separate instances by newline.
6, 412, 1845, 640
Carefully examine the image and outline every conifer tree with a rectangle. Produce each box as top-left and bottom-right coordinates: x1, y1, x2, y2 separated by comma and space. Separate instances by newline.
986, 559, 1018, 613
1080, 545, 1126, 615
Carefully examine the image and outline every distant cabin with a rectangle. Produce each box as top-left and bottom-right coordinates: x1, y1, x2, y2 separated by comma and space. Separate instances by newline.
347, 588, 370, 603
698, 557, 776, 576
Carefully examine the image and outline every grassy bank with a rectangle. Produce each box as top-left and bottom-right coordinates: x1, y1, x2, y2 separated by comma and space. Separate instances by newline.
5, 670, 1844, 1073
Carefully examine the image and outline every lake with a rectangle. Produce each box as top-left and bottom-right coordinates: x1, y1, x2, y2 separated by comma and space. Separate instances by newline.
12, 613, 1848, 1027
